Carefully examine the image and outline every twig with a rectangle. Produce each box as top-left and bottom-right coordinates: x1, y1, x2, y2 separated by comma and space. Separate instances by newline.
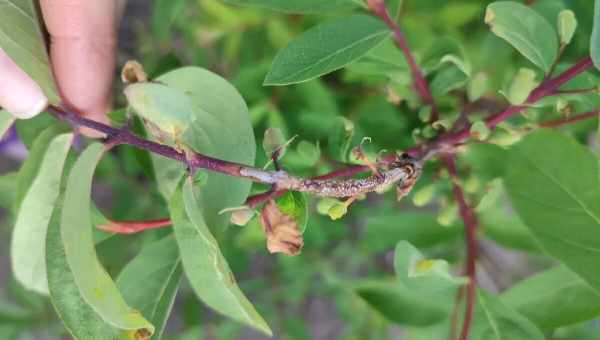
407, 57, 594, 156
46, 57, 593, 230
554, 87, 598, 95
48, 105, 421, 199
442, 155, 478, 340
539, 110, 600, 128
367, 0, 439, 121
98, 218, 172, 234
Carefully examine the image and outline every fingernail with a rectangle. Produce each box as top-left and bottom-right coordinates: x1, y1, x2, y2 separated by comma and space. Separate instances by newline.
0, 48, 49, 119
11, 90, 48, 119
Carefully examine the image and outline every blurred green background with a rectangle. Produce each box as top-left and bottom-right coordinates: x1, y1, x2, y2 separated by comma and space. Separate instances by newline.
2, 0, 600, 339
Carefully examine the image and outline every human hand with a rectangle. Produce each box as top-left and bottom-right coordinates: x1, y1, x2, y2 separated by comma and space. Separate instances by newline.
0, 0, 124, 126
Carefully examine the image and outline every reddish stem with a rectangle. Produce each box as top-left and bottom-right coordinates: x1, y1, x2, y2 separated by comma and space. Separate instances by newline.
98, 218, 172, 234
539, 110, 600, 128
406, 57, 594, 156
368, 0, 439, 121
442, 155, 478, 340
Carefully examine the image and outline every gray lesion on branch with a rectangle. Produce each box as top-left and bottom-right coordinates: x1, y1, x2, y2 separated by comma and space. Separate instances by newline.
240, 155, 423, 198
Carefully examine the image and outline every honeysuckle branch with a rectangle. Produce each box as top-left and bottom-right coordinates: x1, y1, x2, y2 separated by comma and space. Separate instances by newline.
367, 0, 439, 121
408, 57, 594, 155
47, 57, 592, 231
48, 105, 421, 200
442, 154, 479, 340
539, 109, 600, 128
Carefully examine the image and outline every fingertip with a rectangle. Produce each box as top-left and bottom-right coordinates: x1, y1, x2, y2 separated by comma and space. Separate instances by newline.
0, 48, 48, 119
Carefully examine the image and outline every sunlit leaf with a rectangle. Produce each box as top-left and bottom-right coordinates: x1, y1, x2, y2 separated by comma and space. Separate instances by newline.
485, 2, 558, 72
265, 15, 390, 85
46, 199, 124, 339
11, 132, 72, 294
61, 143, 154, 335
504, 130, 600, 293
170, 180, 271, 335
149, 67, 255, 229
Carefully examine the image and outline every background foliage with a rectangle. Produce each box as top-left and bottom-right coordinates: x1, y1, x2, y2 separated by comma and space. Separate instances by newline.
2, 0, 600, 339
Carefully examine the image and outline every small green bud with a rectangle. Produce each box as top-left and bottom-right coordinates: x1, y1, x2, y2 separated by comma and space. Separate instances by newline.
317, 198, 338, 215
418, 106, 432, 122
262, 127, 286, 157
507, 68, 538, 105
437, 204, 458, 227
412, 184, 436, 207
468, 72, 489, 101
327, 202, 348, 220
470, 121, 490, 141
558, 10, 577, 46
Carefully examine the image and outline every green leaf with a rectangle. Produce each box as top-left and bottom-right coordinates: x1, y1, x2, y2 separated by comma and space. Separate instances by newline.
11, 132, 72, 294
355, 280, 451, 326
394, 241, 465, 294
125, 82, 197, 140
592, 0, 600, 70
471, 290, 544, 340
264, 15, 390, 85
504, 130, 600, 293
14, 125, 69, 213
170, 180, 271, 335
46, 198, 123, 340
386, 0, 403, 19
430, 67, 468, 97
222, 0, 358, 14
61, 143, 154, 334
421, 37, 471, 76
502, 266, 600, 329
0, 110, 15, 137
117, 235, 182, 339
275, 191, 308, 232
558, 10, 577, 46
0, 0, 59, 103
485, 1, 558, 72
149, 67, 256, 229
14, 112, 56, 148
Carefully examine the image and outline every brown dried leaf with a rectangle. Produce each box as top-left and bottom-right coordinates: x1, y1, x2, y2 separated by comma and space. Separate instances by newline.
260, 199, 303, 256
121, 60, 148, 84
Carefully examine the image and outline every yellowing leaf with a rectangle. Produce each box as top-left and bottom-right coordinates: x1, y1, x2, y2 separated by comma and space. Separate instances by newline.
260, 199, 303, 255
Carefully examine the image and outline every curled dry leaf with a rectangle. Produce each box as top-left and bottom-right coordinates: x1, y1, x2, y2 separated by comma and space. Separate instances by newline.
122, 60, 148, 84
260, 199, 303, 256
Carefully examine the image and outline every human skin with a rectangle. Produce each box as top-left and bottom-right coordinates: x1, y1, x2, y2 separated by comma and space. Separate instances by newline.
0, 0, 124, 130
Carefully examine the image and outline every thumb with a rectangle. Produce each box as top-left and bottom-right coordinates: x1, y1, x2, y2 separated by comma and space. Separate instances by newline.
0, 48, 48, 119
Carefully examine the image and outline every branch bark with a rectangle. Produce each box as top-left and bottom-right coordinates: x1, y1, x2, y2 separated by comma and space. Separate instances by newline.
367, 0, 439, 121
442, 155, 478, 340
